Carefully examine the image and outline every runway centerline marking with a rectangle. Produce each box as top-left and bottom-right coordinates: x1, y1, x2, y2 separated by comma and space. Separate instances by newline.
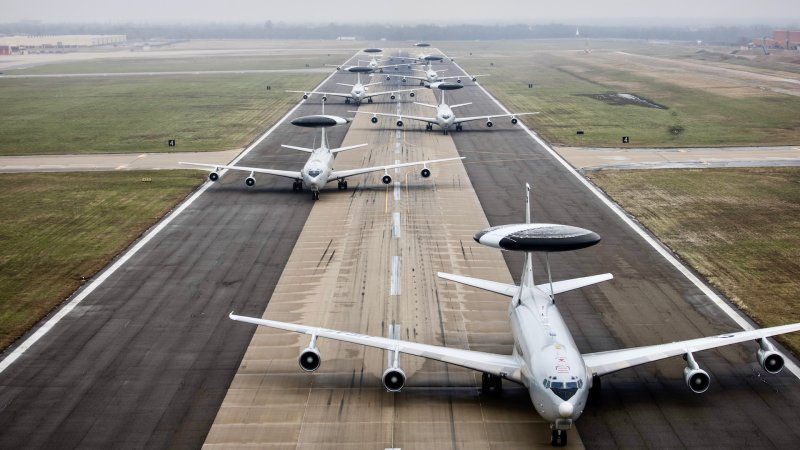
390, 255, 401, 296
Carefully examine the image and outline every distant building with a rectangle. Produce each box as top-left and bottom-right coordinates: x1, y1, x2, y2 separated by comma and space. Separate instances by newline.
752, 30, 800, 50
0, 45, 11, 56
336, 36, 356, 41
0, 35, 126, 53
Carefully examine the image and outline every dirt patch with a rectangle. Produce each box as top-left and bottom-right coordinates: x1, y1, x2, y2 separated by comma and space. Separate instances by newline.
577, 92, 668, 109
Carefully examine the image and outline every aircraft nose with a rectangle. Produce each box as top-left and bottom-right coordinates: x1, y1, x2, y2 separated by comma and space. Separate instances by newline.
558, 402, 573, 418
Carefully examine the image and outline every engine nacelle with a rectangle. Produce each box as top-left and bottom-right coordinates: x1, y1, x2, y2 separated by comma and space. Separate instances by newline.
245, 176, 256, 187
208, 172, 220, 182
757, 349, 785, 374
390, 94, 396, 100
382, 367, 406, 392
457, 78, 462, 83
409, 92, 415, 97
302, 94, 309, 100
684, 367, 710, 393
511, 117, 518, 124
298, 347, 321, 372
401, 77, 407, 83
322, 96, 328, 102
382, 174, 392, 184
396, 120, 404, 127
486, 120, 493, 128
420, 168, 431, 178
371, 116, 378, 124
472, 77, 477, 82
386, 75, 391, 81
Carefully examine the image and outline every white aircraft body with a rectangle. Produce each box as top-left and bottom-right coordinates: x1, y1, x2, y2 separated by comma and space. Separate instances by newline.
331, 55, 406, 73
386, 63, 487, 86
352, 90, 537, 134
180, 115, 463, 200
229, 184, 800, 446
288, 73, 416, 105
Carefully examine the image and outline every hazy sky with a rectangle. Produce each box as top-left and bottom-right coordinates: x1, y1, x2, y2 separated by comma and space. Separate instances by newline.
4, 0, 799, 25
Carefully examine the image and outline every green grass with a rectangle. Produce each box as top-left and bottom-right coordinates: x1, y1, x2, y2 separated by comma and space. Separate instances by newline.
0, 170, 204, 350
0, 73, 324, 155
441, 40, 800, 147
587, 167, 800, 354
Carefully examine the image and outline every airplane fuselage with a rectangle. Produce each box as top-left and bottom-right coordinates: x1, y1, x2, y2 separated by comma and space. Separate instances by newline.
508, 256, 589, 430
301, 147, 335, 192
435, 104, 456, 129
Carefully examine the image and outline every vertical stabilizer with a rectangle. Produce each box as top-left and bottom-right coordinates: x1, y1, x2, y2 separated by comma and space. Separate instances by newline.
522, 183, 535, 289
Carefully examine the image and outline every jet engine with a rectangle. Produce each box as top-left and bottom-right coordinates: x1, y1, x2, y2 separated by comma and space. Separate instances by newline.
420, 168, 431, 178
382, 174, 392, 184
322, 95, 327, 102
511, 117, 518, 124
371, 116, 378, 124
757, 339, 785, 374
401, 77, 407, 83
386, 75, 391, 81
382, 367, 406, 392
471, 77, 477, 82
302, 93, 309, 100
409, 92, 415, 97
486, 120, 493, 128
456, 78, 462, 83
298, 346, 322, 372
396, 120, 404, 127
390, 94, 396, 100
208, 172, 220, 182
683, 352, 710, 393
245, 176, 256, 187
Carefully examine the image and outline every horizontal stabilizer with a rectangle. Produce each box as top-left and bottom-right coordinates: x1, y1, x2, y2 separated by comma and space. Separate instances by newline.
281, 144, 314, 153
536, 273, 613, 296
437, 272, 517, 297
331, 143, 368, 154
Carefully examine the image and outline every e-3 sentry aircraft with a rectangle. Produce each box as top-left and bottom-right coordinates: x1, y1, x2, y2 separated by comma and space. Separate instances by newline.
287, 73, 417, 105
229, 184, 800, 446
386, 62, 487, 86
180, 112, 463, 201
330, 55, 406, 73
352, 90, 537, 134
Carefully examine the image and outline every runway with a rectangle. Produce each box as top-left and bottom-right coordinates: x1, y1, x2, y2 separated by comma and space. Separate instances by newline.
1, 46, 799, 449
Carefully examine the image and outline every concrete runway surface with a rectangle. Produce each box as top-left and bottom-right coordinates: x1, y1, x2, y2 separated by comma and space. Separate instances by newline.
0, 48, 798, 449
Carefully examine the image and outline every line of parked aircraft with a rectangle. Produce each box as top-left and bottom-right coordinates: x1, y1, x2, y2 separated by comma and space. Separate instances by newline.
183, 47, 800, 446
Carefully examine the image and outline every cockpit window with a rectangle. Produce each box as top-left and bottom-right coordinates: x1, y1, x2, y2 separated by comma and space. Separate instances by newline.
442, 114, 451, 119
307, 169, 322, 178
544, 379, 581, 400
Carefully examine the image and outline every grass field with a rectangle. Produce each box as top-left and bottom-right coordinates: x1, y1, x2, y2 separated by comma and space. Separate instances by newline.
0, 170, 204, 350
441, 40, 800, 147
0, 72, 324, 155
588, 167, 800, 354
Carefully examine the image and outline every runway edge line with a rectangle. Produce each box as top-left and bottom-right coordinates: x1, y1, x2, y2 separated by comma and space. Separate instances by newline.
0, 57, 353, 374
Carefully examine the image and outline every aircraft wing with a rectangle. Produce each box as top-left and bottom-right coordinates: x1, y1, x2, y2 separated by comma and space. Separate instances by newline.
229, 313, 524, 382
287, 90, 351, 99
363, 88, 417, 100
331, 157, 464, 180
454, 112, 539, 124
386, 74, 426, 82
179, 162, 301, 180
438, 272, 517, 297
583, 322, 800, 377
351, 111, 439, 126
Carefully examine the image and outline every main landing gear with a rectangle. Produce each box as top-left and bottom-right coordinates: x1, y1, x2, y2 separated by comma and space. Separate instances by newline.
455, 124, 463, 131
551, 429, 567, 447
292, 180, 303, 192
337, 180, 348, 190
367, 98, 374, 104
425, 123, 433, 132
481, 373, 502, 396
